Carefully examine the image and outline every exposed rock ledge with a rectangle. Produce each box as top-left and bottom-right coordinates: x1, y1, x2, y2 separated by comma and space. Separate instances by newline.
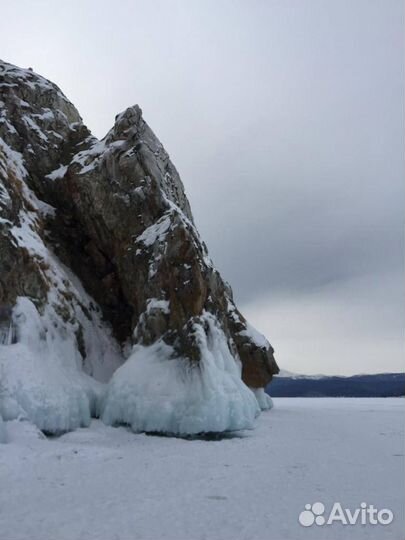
0, 60, 278, 436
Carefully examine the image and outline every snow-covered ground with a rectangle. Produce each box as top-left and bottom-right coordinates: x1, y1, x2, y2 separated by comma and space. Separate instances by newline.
1, 398, 403, 540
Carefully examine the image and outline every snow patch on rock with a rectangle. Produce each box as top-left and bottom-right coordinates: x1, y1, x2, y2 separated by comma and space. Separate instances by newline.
239, 321, 270, 349
46, 163, 68, 181
136, 214, 171, 247
146, 298, 170, 314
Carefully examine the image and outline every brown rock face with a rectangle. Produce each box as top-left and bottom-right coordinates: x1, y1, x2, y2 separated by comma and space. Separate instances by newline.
0, 60, 278, 433
56, 105, 278, 387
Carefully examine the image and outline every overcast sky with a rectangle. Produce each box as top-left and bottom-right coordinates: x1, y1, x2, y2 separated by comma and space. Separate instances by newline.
2, 0, 404, 374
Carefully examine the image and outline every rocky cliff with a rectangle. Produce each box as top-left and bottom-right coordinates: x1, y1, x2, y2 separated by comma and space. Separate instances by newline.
0, 60, 278, 436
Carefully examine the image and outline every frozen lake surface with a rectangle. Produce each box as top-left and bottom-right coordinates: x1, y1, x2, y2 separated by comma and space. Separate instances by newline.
1, 398, 403, 540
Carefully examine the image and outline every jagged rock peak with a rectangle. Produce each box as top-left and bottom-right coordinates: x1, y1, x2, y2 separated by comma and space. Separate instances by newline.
0, 60, 278, 436
113, 105, 143, 138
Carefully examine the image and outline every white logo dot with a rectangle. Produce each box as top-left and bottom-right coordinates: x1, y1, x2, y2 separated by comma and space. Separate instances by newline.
315, 515, 325, 526
299, 510, 315, 527
312, 502, 325, 516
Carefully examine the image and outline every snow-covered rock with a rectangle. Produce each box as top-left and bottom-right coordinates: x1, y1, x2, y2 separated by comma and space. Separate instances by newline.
102, 313, 260, 435
0, 59, 278, 435
0, 298, 106, 433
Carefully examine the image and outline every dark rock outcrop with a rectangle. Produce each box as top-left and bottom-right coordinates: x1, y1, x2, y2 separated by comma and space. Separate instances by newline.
0, 60, 278, 434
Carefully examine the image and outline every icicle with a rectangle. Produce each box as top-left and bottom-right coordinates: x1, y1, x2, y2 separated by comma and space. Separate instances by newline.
6, 321, 14, 345
0, 313, 14, 346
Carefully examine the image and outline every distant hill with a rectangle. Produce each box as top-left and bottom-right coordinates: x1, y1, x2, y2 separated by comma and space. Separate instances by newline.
266, 373, 405, 397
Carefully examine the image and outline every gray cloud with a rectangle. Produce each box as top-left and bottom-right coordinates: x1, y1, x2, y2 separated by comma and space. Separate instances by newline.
1, 0, 403, 373
243, 270, 405, 375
